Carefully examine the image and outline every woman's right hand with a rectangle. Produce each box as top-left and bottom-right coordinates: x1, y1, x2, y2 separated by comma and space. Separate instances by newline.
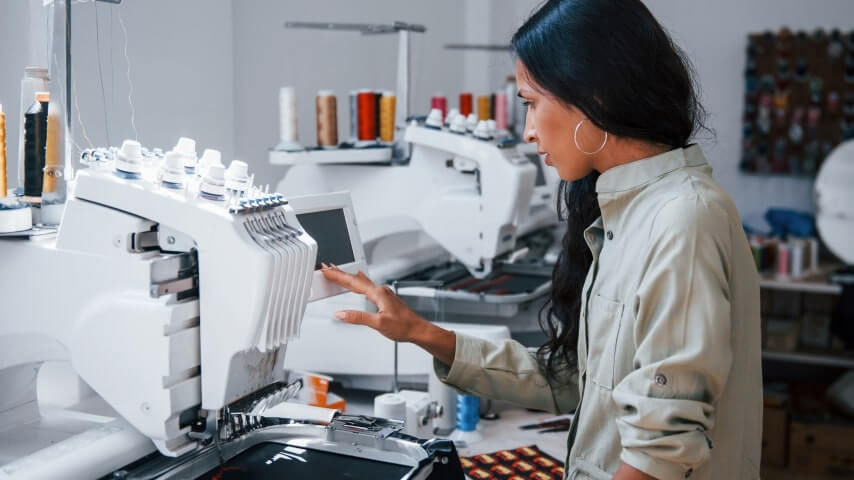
320, 263, 426, 343
320, 264, 457, 366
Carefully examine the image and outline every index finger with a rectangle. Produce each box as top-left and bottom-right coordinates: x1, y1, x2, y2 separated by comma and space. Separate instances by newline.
321, 263, 376, 295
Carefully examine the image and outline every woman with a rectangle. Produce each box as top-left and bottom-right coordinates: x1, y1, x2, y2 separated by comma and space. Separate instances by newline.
321, 0, 762, 478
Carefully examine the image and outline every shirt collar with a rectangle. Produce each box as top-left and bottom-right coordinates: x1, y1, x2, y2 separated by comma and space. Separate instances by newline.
595, 144, 708, 194
583, 217, 605, 256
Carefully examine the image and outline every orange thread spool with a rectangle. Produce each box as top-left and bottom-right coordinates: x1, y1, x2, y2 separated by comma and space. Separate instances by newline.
357, 90, 377, 141
459, 92, 473, 116
379, 92, 396, 143
477, 95, 491, 121
42, 111, 60, 193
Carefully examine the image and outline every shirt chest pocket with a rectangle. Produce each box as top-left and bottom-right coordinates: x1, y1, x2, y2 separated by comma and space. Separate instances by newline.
586, 294, 625, 390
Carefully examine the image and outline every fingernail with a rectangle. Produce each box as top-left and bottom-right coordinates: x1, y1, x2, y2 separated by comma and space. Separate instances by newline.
321, 262, 328, 269
334, 311, 346, 320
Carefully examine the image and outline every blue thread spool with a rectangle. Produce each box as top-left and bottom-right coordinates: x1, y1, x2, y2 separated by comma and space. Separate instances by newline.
456, 394, 480, 432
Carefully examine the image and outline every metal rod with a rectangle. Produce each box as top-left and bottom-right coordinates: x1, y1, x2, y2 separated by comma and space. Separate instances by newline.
444, 43, 513, 51
66, 0, 71, 132
392, 280, 402, 393
285, 21, 374, 32
390, 279, 443, 393
396, 29, 409, 130
393, 341, 399, 393
285, 21, 425, 34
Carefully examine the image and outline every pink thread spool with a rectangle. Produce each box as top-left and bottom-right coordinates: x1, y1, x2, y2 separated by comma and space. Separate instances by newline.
495, 92, 508, 130
431, 94, 448, 120
777, 243, 790, 276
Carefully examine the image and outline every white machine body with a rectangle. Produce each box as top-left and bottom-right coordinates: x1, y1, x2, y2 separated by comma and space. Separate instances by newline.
275, 125, 558, 280
0, 150, 366, 478
273, 125, 560, 388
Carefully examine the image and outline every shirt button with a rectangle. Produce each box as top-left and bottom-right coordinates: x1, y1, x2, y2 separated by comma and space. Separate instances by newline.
606, 231, 614, 240
655, 374, 668, 386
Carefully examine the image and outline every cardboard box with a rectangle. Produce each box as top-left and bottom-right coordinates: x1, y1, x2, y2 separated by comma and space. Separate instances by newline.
800, 313, 833, 349
765, 318, 800, 352
762, 407, 788, 467
789, 420, 854, 477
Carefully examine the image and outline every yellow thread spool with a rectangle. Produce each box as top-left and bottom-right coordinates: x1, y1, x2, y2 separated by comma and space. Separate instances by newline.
0, 104, 6, 198
379, 92, 396, 143
477, 95, 491, 121
42, 110, 60, 194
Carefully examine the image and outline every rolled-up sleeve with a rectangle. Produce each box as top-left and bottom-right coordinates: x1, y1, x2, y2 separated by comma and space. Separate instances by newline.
612, 195, 733, 480
434, 332, 578, 414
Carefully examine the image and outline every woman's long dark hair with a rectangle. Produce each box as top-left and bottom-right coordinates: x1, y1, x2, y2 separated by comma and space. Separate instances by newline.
511, 0, 708, 380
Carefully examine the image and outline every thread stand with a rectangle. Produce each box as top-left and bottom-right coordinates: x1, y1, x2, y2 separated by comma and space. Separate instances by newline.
270, 144, 394, 166
284, 21, 425, 162
274, 140, 304, 152
0, 198, 33, 234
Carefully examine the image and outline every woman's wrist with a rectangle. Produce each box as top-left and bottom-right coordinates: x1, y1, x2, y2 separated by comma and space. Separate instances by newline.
407, 313, 435, 345
409, 317, 456, 366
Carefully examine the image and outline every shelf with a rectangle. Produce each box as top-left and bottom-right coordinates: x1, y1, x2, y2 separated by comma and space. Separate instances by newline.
759, 264, 843, 295
761, 465, 841, 480
269, 145, 393, 165
762, 350, 854, 369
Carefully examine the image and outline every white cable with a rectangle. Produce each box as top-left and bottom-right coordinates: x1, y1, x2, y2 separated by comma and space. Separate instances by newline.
45, 0, 90, 157
72, 79, 95, 148
93, 2, 110, 146
45, 3, 51, 66
50, 24, 89, 159
109, 6, 114, 124
410, 32, 425, 121
117, 5, 138, 141
52, 49, 86, 156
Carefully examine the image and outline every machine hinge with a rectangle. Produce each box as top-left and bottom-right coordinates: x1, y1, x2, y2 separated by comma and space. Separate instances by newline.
130, 229, 160, 252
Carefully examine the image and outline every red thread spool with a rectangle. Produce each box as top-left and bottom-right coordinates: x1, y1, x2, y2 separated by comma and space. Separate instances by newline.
431, 94, 447, 120
357, 90, 377, 141
459, 92, 473, 116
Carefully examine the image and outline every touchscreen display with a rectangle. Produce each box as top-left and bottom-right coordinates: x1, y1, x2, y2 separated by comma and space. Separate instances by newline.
296, 209, 355, 270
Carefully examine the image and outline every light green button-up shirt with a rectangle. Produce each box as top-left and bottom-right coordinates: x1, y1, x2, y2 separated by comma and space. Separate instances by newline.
436, 145, 763, 480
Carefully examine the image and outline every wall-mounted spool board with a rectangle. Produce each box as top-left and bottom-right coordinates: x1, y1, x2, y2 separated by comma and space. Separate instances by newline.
740, 29, 854, 176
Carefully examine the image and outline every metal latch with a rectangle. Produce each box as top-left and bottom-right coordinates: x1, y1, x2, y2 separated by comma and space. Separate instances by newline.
150, 276, 197, 298
130, 230, 159, 252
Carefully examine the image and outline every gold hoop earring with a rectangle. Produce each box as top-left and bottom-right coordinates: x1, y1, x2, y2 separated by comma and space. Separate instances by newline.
574, 119, 608, 155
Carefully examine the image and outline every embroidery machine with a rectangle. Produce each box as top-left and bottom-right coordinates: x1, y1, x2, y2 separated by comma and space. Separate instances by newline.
0, 140, 464, 479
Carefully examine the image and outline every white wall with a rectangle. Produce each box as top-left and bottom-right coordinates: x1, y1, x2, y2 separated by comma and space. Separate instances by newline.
0, 0, 235, 185
4, 1, 499, 192
231, 0, 476, 185
0, 1, 32, 187
70, 0, 235, 159
6, 0, 848, 227
488, 0, 854, 228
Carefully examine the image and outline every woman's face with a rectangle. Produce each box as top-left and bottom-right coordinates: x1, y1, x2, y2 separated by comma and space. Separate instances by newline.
516, 59, 606, 181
